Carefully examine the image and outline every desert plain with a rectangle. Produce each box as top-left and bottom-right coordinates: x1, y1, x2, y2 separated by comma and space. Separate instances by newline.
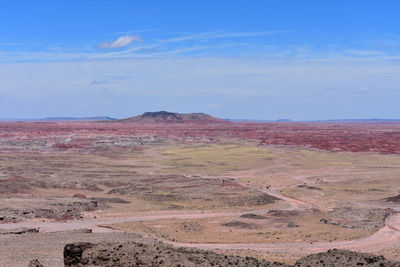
1, 113, 400, 266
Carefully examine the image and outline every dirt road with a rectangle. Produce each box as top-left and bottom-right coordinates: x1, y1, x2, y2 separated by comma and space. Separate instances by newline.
0, 209, 271, 233
1, 200, 399, 257
1, 173, 399, 257
161, 213, 400, 255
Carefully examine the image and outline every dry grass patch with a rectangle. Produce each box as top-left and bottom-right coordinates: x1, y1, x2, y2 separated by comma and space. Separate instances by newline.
158, 143, 277, 175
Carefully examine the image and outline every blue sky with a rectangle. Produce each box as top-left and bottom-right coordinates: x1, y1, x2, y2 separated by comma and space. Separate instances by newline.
1, 1, 400, 120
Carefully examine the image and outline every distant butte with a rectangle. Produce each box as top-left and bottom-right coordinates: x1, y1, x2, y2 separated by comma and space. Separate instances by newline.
119, 111, 229, 124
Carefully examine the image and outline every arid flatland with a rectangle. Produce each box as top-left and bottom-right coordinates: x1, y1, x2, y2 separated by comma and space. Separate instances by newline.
1, 119, 400, 266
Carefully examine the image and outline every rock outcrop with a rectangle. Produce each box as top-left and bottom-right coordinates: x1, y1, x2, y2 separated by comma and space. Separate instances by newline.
293, 249, 400, 267
63, 241, 400, 267
63, 241, 285, 266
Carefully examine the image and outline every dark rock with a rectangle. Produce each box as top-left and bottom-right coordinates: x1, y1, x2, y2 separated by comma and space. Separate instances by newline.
73, 193, 87, 199
70, 228, 92, 234
64, 242, 93, 266
240, 213, 267, 220
294, 249, 400, 266
63, 241, 400, 267
222, 221, 259, 229
384, 194, 400, 203
63, 241, 286, 266
0, 228, 39, 235
27, 259, 43, 267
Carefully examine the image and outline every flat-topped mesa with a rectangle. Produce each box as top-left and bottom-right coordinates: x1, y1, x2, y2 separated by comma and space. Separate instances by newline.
120, 111, 229, 124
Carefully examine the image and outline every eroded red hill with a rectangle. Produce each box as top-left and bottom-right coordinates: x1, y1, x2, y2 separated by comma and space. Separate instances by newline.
1, 121, 400, 154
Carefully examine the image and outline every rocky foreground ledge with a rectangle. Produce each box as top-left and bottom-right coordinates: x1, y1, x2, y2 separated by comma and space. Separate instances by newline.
33, 240, 398, 267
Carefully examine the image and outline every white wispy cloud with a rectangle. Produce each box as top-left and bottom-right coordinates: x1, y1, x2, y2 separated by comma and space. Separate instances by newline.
91, 80, 108, 85
98, 35, 142, 49
112, 29, 156, 35
353, 87, 370, 94
206, 31, 286, 38
2, 30, 400, 63
89, 31, 283, 59
346, 49, 383, 56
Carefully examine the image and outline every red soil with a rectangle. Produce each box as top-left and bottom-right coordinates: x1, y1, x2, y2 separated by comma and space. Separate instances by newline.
1, 121, 400, 154
5, 176, 30, 182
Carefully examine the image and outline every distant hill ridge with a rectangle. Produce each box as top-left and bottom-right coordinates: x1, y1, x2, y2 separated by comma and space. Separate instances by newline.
120, 111, 228, 123
45, 116, 116, 121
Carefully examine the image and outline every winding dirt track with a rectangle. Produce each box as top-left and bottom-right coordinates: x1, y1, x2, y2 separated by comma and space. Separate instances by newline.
1, 174, 400, 255
0, 209, 272, 233
264, 189, 310, 211
162, 213, 400, 255
1, 207, 399, 255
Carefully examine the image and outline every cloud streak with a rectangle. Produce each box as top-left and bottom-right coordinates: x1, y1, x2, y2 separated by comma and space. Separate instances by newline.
91, 80, 108, 85
89, 31, 285, 59
98, 35, 142, 49
1, 30, 400, 63
353, 87, 370, 94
